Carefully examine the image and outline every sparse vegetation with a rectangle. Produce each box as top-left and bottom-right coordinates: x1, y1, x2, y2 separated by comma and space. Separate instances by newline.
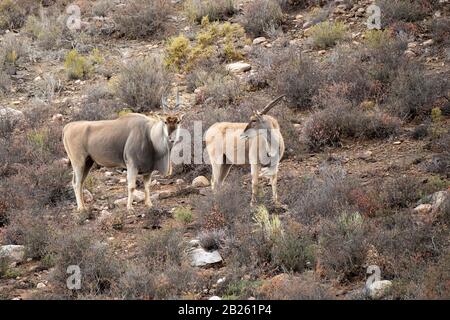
309, 21, 346, 49
114, 55, 170, 112
185, 0, 237, 23
114, 0, 171, 39
243, 0, 284, 37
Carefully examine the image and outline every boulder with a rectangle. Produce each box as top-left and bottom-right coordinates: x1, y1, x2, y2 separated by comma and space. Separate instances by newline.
413, 204, 432, 215
192, 176, 210, 188
0, 107, 24, 127
0, 245, 26, 264
226, 61, 251, 74
431, 190, 449, 212
252, 37, 267, 45
367, 280, 392, 299
189, 248, 222, 267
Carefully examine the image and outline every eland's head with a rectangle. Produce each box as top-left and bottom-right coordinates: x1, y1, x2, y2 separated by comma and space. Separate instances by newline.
240, 95, 285, 140
160, 89, 185, 146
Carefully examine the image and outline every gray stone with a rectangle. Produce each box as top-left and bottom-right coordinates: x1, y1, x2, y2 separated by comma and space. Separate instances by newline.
367, 280, 392, 299
192, 176, 210, 188
189, 248, 222, 267
413, 203, 432, 215
431, 190, 449, 212
226, 62, 251, 73
253, 37, 267, 45
0, 107, 24, 126
0, 245, 26, 264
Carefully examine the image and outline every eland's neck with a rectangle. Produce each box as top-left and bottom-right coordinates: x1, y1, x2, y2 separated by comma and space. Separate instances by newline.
150, 120, 169, 155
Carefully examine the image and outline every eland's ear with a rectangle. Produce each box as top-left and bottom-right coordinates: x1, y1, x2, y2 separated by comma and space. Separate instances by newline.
178, 113, 185, 122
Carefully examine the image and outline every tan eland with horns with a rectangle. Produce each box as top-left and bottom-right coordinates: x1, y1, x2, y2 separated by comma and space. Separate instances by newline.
205, 95, 285, 205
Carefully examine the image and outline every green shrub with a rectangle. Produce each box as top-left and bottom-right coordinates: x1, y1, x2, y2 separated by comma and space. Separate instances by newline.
24, 13, 65, 50
309, 21, 346, 49
165, 19, 247, 72
174, 206, 194, 224
64, 49, 92, 80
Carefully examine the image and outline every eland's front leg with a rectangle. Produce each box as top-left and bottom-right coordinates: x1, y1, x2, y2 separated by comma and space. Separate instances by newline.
143, 173, 153, 208
250, 164, 259, 206
126, 164, 138, 211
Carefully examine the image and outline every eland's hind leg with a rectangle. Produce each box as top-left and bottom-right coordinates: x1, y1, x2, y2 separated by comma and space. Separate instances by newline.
72, 163, 86, 211
218, 164, 232, 187
270, 172, 280, 205
210, 163, 221, 191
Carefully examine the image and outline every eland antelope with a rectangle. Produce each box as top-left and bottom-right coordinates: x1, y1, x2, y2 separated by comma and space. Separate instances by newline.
63, 92, 184, 212
205, 95, 285, 205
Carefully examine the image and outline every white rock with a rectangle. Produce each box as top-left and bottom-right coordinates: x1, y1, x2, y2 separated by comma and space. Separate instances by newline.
404, 50, 416, 58
253, 37, 267, 45
431, 190, 449, 212
0, 107, 24, 126
133, 190, 145, 203
192, 176, 210, 188
0, 245, 26, 264
209, 296, 222, 300
217, 277, 226, 284
104, 171, 113, 177
303, 21, 313, 29
413, 203, 432, 215
226, 61, 251, 73
176, 179, 185, 185
367, 280, 392, 299
295, 14, 304, 20
422, 39, 434, 47
114, 197, 128, 207
189, 248, 222, 267
52, 114, 63, 122
36, 282, 46, 289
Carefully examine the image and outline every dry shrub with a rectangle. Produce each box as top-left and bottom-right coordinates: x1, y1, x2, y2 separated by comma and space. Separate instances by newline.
201, 73, 241, 107
257, 273, 335, 300
327, 45, 373, 104
0, 0, 39, 30
303, 104, 400, 151
275, 49, 324, 110
3, 209, 54, 260
378, 176, 420, 210
91, 0, 114, 17
116, 263, 196, 299
309, 21, 346, 49
185, 0, 237, 23
72, 84, 123, 121
113, 0, 171, 39
141, 228, 184, 268
388, 65, 448, 120
243, 0, 283, 37
368, 213, 447, 298
282, 166, 356, 224
431, 17, 450, 45
271, 223, 316, 273
319, 212, 368, 282
24, 11, 67, 50
114, 55, 170, 112
376, 0, 427, 28
195, 172, 252, 230
198, 229, 226, 250
52, 229, 121, 296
